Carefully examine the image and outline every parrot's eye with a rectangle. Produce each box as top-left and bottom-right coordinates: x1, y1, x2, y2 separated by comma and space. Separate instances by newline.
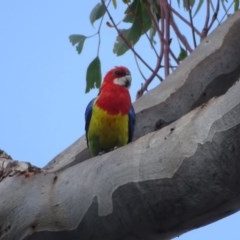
115, 70, 124, 77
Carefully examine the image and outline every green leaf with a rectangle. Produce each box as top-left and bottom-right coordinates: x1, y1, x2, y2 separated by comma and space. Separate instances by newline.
86, 57, 102, 93
90, 3, 106, 25
114, 0, 152, 55
183, 0, 195, 10
123, 0, 138, 23
177, 47, 188, 61
234, 0, 239, 12
141, 2, 152, 32
177, 0, 180, 7
113, 18, 144, 56
112, 0, 117, 8
123, 10, 135, 23
193, 0, 203, 17
69, 34, 87, 54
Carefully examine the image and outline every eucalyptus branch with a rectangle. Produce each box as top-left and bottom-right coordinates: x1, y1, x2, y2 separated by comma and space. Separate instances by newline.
170, 15, 193, 53
160, 0, 171, 77
171, 7, 201, 36
220, 0, 229, 16
201, 0, 211, 39
135, 39, 164, 99
136, 61, 164, 99
133, 54, 147, 82
134, 1, 167, 99
142, 3, 159, 58
144, 32, 159, 58
136, 20, 164, 98
144, 1, 165, 79
169, 49, 179, 65
207, 0, 220, 33
210, 0, 221, 25
135, 50, 164, 99
218, 0, 234, 24
135, 55, 164, 98
165, 2, 171, 76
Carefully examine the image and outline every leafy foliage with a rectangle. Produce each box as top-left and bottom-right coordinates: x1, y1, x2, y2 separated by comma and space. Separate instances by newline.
183, 0, 196, 10
111, 0, 117, 8
90, 3, 106, 25
85, 57, 102, 93
193, 0, 204, 16
69, 34, 87, 54
234, 0, 239, 11
177, 46, 188, 62
113, 0, 152, 55
70, 0, 239, 97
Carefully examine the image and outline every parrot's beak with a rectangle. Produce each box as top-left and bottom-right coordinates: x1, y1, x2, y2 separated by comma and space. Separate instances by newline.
124, 75, 131, 88
113, 74, 132, 88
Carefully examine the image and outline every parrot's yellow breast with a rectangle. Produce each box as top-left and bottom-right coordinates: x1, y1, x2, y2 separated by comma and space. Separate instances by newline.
87, 104, 129, 152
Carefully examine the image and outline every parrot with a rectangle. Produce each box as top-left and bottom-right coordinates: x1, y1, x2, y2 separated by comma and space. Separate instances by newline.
85, 66, 135, 156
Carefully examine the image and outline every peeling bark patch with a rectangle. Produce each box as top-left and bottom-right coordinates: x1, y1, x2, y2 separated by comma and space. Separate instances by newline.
0, 149, 12, 159
30, 222, 38, 232
20, 166, 42, 178
155, 119, 167, 131
0, 160, 42, 181
0, 224, 11, 237
53, 175, 58, 184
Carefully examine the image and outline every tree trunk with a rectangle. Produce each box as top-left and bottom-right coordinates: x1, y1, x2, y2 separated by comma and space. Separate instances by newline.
1, 11, 240, 240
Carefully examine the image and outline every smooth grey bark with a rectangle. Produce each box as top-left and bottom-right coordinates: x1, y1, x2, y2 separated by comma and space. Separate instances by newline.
0, 11, 240, 240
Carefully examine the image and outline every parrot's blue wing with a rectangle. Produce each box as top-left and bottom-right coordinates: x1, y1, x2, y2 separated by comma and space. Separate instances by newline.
128, 105, 135, 142
85, 98, 95, 145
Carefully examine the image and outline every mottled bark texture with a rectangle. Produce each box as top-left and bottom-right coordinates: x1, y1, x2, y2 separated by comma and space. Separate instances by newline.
1, 11, 240, 240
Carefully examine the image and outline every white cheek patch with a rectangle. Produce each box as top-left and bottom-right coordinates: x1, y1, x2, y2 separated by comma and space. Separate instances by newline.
113, 75, 132, 88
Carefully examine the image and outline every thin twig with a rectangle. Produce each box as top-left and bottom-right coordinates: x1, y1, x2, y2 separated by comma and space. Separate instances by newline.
161, 0, 171, 77
169, 49, 179, 65
96, 2, 108, 56
207, 0, 220, 32
171, 7, 201, 36
210, 0, 221, 25
136, 1, 165, 98
141, 0, 160, 58
201, 0, 211, 39
101, 0, 159, 75
218, 0, 234, 24
144, 32, 159, 58
170, 16, 193, 53
187, 0, 197, 48
133, 54, 147, 82
136, 65, 164, 99
134, 0, 166, 98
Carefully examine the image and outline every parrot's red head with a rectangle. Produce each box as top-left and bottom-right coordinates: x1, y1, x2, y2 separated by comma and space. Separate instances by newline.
95, 66, 132, 115
101, 66, 131, 90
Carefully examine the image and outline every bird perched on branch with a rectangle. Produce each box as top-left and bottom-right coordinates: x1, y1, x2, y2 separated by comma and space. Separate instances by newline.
85, 66, 135, 156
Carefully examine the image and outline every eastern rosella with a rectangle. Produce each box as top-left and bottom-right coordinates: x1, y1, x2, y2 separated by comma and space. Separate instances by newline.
85, 66, 135, 156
